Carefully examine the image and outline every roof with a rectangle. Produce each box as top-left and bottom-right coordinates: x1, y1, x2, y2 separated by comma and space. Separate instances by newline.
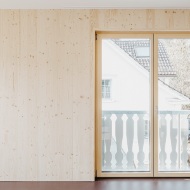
113, 39, 176, 77
109, 39, 189, 100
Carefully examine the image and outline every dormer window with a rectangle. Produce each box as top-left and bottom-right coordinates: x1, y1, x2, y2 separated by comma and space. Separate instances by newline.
135, 46, 150, 57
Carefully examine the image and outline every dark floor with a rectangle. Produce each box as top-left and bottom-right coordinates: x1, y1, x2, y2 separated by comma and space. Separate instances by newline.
0, 178, 190, 190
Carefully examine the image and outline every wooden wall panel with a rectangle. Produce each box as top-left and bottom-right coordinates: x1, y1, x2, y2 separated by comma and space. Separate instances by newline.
0, 9, 189, 181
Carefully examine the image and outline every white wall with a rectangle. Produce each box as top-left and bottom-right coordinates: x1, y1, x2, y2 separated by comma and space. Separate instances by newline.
102, 40, 150, 111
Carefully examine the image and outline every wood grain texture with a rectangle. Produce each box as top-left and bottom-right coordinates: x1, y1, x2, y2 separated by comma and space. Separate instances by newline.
0, 9, 190, 181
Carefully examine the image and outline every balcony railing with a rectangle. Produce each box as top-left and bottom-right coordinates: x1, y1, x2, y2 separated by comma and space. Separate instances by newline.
102, 110, 190, 172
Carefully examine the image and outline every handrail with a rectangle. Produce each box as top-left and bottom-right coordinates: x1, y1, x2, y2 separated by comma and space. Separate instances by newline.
103, 110, 190, 114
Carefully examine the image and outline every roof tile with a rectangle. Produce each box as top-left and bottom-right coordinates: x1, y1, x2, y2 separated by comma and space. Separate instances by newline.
113, 40, 176, 77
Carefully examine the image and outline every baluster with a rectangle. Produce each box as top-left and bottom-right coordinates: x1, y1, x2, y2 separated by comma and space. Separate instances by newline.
187, 116, 190, 166
115, 114, 123, 168
126, 114, 134, 169
159, 114, 167, 170
102, 113, 112, 169
122, 114, 128, 169
111, 114, 117, 142
110, 114, 117, 168
137, 114, 145, 169
102, 115, 105, 168
133, 114, 138, 168
165, 114, 172, 168
181, 131, 188, 169
181, 114, 188, 169
170, 114, 178, 170
122, 114, 128, 154
144, 114, 150, 168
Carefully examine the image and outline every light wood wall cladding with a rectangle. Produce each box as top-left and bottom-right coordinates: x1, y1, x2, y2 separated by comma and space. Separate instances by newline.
0, 9, 189, 181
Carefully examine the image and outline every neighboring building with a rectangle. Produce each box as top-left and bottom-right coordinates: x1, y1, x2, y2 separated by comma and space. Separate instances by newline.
102, 39, 190, 111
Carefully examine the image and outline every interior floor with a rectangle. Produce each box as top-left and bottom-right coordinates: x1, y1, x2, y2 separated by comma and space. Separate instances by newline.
0, 178, 190, 190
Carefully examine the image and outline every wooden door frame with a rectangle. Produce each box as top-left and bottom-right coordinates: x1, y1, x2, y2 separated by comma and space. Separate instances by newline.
95, 33, 154, 177
95, 32, 190, 178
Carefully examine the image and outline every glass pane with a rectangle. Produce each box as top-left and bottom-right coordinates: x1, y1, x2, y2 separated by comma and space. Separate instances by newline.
158, 39, 190, 172
101, 38, 151, 172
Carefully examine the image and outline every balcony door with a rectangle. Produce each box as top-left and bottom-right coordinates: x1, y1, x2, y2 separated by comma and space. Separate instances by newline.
96, 34, 153, 177
96, 33, 190, 177
154, 34, 190, 177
